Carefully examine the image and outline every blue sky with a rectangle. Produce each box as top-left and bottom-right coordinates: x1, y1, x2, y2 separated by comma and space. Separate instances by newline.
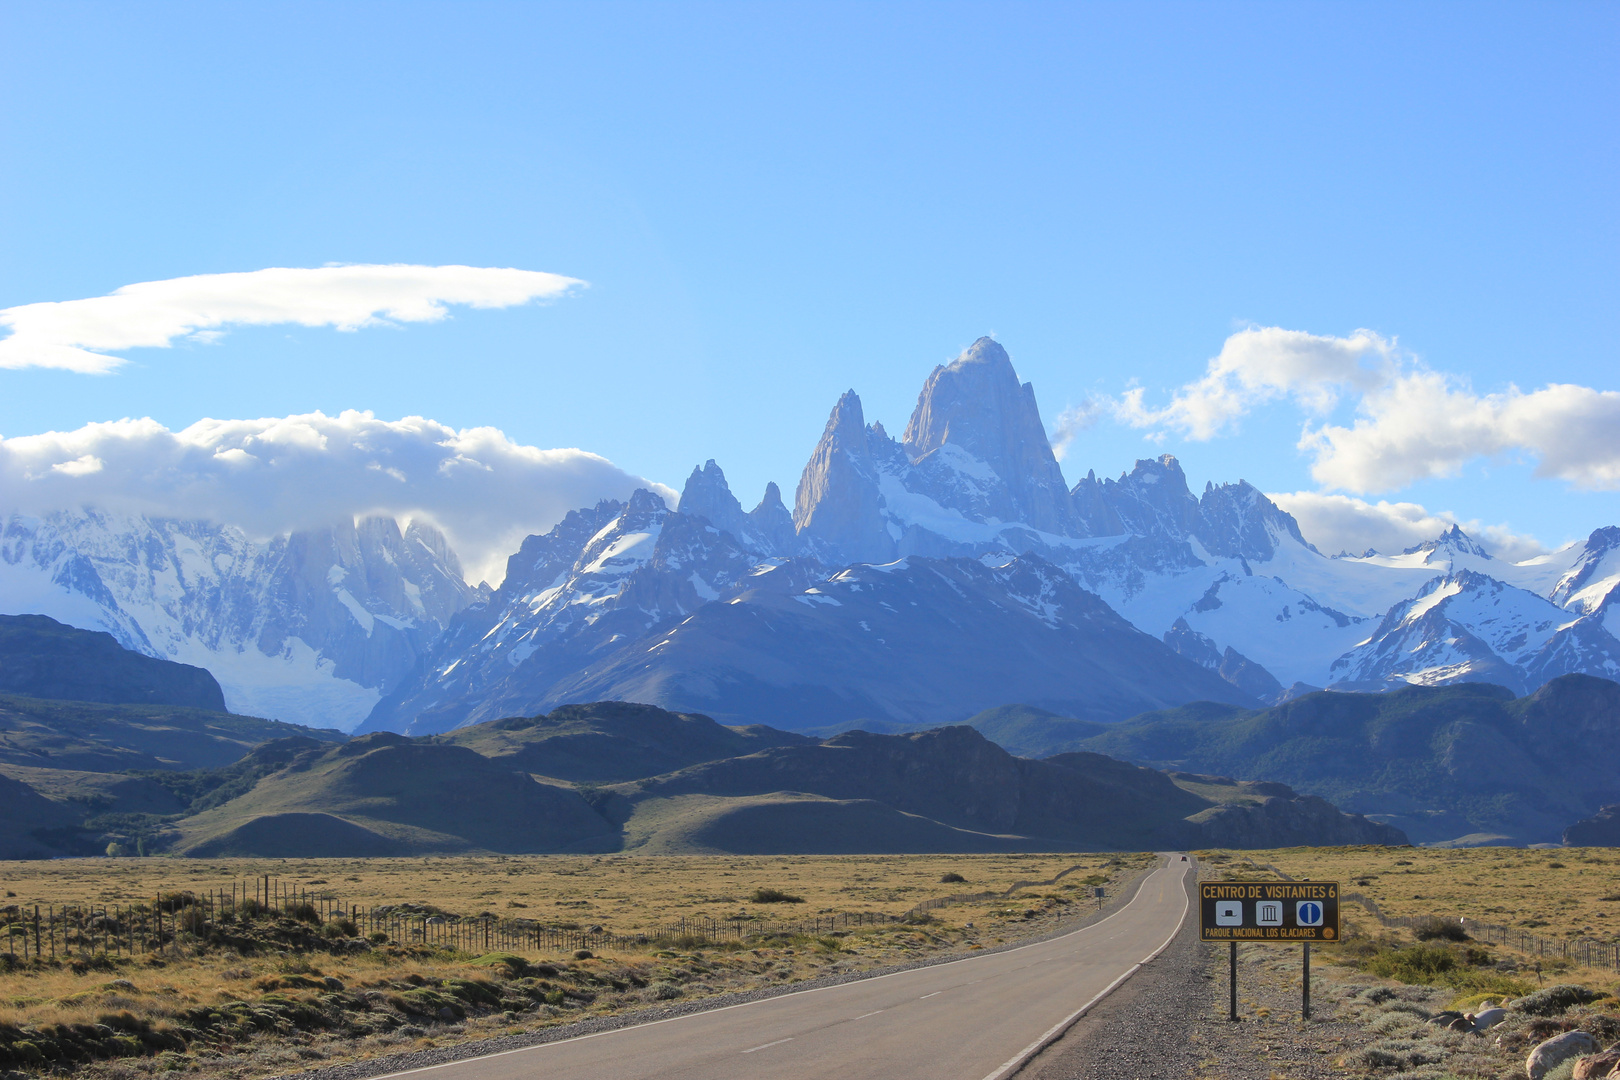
2, 1, 1616, 571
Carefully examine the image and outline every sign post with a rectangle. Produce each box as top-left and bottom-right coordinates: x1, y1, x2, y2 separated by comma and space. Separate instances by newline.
1199, 881, 1339, 1021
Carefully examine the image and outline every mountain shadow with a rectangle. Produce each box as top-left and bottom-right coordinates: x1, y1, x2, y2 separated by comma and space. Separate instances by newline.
1069, 674, 1620, 846
0, 614, 226, 710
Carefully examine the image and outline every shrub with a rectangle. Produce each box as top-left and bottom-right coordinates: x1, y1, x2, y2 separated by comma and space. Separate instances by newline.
940, 872, 966, 884
1510, 984, 1602, 1016
368, 931, 389, 944
1365, 944, 1458, 982
650, 982, 682, 1000
750, 888, 804, 904
290, 903, 321, 924
469, 952, 528, 977
1412, 917, 1469, 942
573, 949, 593, 960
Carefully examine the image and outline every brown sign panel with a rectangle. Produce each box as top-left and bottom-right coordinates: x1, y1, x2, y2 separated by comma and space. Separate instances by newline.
1199, 881, 1340, 942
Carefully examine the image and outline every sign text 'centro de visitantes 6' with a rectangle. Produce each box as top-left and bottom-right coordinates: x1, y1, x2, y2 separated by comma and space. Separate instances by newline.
1198, 882, 1340, 942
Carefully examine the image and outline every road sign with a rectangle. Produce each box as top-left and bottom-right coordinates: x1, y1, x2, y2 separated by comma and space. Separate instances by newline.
1199, 881, 1340, 942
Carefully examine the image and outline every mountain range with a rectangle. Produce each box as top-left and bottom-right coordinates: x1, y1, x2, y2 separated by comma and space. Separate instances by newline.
4, 337, 1619, 736
1064, 674, 1620, 847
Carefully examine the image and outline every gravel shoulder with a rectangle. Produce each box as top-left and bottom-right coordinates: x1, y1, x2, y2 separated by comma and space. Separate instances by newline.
1020, 867, 1370, 1080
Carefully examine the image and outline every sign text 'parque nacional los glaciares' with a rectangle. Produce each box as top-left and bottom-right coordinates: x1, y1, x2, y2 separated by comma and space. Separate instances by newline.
1198, 882, 1340, 942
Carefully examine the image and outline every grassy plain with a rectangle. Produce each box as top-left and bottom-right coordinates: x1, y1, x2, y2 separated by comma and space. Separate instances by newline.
1202, 845, 1620, 945
0, 852, 1148, 1080
0, 851, 1115, 929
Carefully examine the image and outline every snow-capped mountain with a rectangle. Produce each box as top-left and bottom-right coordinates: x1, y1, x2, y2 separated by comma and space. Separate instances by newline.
7, 334, 1619, 735
1328, 569, 1620, 694
362, 481, 1250, 734
360, 488, 790, 732
0, 510, 473, 729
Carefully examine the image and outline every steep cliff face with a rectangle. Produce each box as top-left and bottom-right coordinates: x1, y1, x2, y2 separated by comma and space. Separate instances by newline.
680, 461, 801, 557
792, 391, 898, 565
902, 337, 1077, 535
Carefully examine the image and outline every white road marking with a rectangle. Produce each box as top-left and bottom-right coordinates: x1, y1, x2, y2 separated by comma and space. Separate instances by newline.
740, 1038, 793, 1054
852, 1010, 884, 1019
361, 858, 1189, 1080
977, 860, 1192, 1080
920, 992, 942, 999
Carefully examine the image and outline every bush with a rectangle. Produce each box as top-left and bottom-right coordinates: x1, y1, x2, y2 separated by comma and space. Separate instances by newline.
1365, 943, 1458, 982
940, 872, 966, 884
1357, 943, 1530, 996
368, 931, 389, 944
750, 888, 804, 904
1412, 916, 1469, 942
290, 903, 321, 924
1510, 984, 1602, 1016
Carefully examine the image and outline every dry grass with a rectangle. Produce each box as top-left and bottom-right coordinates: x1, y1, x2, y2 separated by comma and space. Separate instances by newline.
1201, 845, 1620, 943
0, 852, 1150, 1080
1197, 845, 1620, 994
0, 851, 1115, 932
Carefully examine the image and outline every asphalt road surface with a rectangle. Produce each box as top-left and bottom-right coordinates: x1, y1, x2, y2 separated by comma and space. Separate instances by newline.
378, 856, 1192, 1080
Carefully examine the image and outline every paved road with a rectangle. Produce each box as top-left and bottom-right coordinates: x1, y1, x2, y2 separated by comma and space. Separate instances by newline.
380, 856, 1192, 1080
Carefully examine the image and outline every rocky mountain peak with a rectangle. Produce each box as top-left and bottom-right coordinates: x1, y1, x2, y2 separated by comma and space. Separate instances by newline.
1097, 455, 1200, 538
755, 481, 786, 514
1404, 524, 1493, 560
793, 390, 895, 564
624, 487, 670, 517
900, 337, 1075, 535
1196, 479, 1313, 560
678, 459, 748, 537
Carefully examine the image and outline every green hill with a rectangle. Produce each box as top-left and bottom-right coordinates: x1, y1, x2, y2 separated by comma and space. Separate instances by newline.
959, 704, 1111, 757
590, 725, 1404, 853
1069, 674, 1620, 845
170, 733, 618, 856
0, 693, 344, 772
436, 700, 810, 782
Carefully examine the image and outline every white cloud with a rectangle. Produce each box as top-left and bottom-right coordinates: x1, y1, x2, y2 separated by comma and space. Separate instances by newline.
1116, 326, 1395, 439
0, 264, 584, 373
1299, 372, 1620, 493
0, 412, 674, 585
1118, 324, 1620, 498
1048, 398, 1104, 461
1269, 490, 1549, 562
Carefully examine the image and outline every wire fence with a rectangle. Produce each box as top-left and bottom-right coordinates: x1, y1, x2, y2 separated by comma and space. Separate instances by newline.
1337, 890, 1620, 973
1230, 859, 1620, 975
0, 881, 924, 961
0, 861, 1126, 963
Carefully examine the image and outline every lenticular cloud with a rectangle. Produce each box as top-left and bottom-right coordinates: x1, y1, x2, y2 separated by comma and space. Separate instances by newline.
0, 411, 672, 585
0, 264, 585, 373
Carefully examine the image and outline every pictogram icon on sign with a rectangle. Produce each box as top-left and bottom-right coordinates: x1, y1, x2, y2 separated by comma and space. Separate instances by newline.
1214, 900, 1243, 926
1256, 901, 1283, 926
1297, 901, 1324, 927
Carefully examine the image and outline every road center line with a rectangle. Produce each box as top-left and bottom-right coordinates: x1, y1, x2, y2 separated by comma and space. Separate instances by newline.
740, 1038, 793, 1054
920, 992, 942, 999
852, 1010, 885, 1019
